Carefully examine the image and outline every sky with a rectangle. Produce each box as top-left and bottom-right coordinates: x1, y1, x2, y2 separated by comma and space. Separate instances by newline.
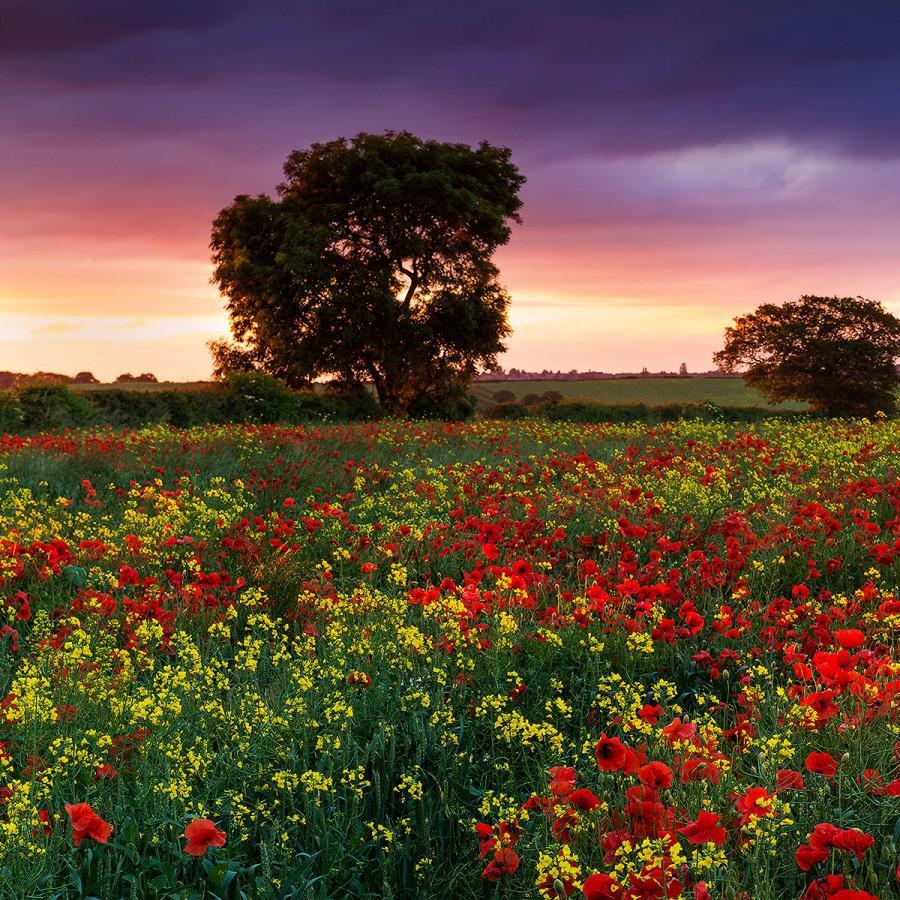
3, 0, 900, 380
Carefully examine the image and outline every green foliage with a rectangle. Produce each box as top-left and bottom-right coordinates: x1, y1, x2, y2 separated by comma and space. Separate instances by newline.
715, 294, 900, 416
210, 131, 524, 415
485, 399, 820, 424
320, 380, 384, 421
541, 400, 651, 423
486, 401, 529, 419
0, 391, 23, 433
85, 389, 172, 427
16, 383, 94, 431
406, 380, 476, 420
1, 377, 384, 434
215, 372, 303, 424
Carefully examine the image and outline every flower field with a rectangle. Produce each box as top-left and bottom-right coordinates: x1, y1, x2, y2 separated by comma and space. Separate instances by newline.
0, 419, 898, 899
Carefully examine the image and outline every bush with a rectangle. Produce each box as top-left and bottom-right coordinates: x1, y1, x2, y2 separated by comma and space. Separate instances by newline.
158, 390, 209, 428
407, 382, 476, 421
85, 390, 171, 428
214, 372, 302, 424
492, 389, 516, 404
542, 400, 651, 423
16, 383, 94, 431
491, 399, 819, 425
290, 392, 348, 422
322, 381, 384, 421
0, 391, 23, 433
485, 401, 529, 419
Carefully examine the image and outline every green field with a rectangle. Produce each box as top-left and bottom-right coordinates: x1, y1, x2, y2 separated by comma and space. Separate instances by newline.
472, 376, 807, 408
73, 376, 807, 411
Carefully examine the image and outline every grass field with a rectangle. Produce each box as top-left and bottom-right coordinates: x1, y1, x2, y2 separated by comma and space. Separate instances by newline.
0, 419, 897, 898
472, 377, 807, 409
74, 376, 806, 411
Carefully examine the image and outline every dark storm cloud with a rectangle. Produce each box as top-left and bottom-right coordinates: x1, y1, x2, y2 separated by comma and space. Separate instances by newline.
1, 0, 247, 57
4, 0, 900, 156
4, 0, 900, 257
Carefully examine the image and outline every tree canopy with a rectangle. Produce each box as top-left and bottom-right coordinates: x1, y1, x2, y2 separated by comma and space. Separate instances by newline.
210, 131, 525, 414
714, 295, 900, 416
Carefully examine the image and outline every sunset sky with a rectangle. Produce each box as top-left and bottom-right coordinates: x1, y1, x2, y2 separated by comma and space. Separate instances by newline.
3, 1, 900, 380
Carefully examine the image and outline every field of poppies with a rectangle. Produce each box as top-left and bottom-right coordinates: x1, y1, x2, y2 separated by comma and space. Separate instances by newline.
0, 419, 898, 899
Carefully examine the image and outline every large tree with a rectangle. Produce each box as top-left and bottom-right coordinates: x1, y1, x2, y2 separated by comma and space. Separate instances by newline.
209, 131, 525, 414
714, 295, 900, 416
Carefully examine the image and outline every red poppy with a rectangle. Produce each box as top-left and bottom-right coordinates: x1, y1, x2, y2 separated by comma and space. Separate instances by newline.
498, 820, 520, 847
568, 788, 601, 811
183, 818, 227, 856
624, 785, 670, 838
549, 766, 576, 797
637, 761, 673, 790
552, 808, 580, 843
481, 847, 519, 880
595, 734, 628, 772
582, 872, 621, 899
795, 842, 829, 871
482, 543, 499, 561
679, 758, 721, 784
828, 892, 878, 900
735, 786, 775, 824
678, 810, 726, 846
808, 822, 842, 848
65, 803, 113, 847
802, 875, 845, 899
626, 867, 682, 899
661, 717, 696, 743
805, 751, 839, 778
885, 778, 900, 796
833, 628, 865, 650
800, 691, 839, 726
832, 828, 875, 862
36, 809, 52, 838
637, 703, 662, 724
475, 822, 496, 857
775, 769, 805, 792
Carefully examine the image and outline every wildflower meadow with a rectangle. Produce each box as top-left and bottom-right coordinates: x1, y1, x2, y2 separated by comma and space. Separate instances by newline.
0, 418, 898, 899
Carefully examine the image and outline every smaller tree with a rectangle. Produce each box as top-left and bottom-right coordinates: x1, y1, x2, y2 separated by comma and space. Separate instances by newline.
714, 295, 900, 416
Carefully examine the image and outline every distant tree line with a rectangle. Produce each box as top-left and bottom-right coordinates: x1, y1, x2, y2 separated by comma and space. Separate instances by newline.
475, 366, 725, 381
0, 371, 159, 389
